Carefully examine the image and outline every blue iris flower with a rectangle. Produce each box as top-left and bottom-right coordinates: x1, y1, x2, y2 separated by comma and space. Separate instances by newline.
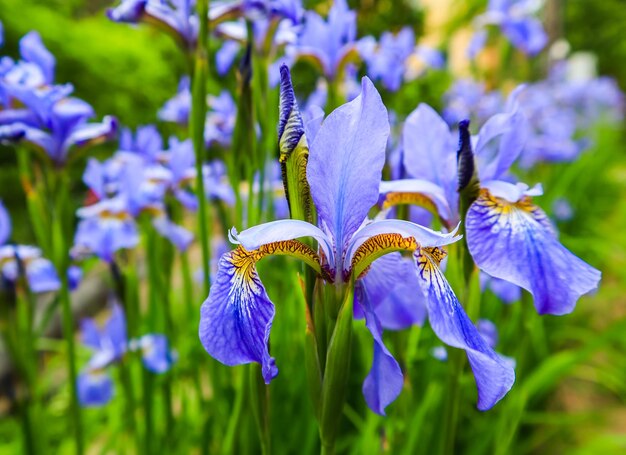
380, 103, 601, 316
0, 33, 117, 164
358, 27, 444, 92
78, 302, 175, 406
469, 0, 548, 57
199, 67, 514, 414
290, 0, 358, 80
0, 201, 60, 293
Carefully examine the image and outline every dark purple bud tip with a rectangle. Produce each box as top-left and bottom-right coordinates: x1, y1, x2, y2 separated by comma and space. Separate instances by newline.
457, 119, 475, 192
277, 63, 304, 153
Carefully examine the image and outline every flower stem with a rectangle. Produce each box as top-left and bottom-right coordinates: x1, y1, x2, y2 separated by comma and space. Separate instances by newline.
191, 0, 211, 295
52, 174, 84, 455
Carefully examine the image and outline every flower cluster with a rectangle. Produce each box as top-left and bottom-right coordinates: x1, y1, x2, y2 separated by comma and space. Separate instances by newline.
0, 31, 116, 165
72, 125, 233, 262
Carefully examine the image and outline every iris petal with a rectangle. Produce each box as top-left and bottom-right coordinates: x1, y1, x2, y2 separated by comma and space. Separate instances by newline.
199, 248, 278, 383
355, 280, 404, 415
379, 179, 453, 225
230, 219, 333, 269
344, 218, 461, 273
415, 246, 515, 410
355, 253, 426, 330
466, 189, 601, 315
307, 77, 389, 261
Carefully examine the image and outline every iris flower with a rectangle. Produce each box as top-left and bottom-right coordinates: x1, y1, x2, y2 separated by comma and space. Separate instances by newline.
380, 103, 601, 316
0, 201, 60, 293
469, 0, 547, 57
291, 0, 358, 80
200, 71, 515, 414
358, 27, 444, 92
78, 303, 175, 406
0, 33, 116, 164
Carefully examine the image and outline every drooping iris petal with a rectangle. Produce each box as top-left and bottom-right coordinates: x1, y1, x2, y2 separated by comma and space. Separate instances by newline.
355, 280, 404, 415
199, 248, 278, 383
307, 77, 389, 260
355, 253, 426, 330
415, 246, 515, 410
466, 188, 601, 315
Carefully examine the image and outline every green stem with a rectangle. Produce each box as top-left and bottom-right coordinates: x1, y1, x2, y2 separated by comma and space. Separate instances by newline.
51, 174, 84, 455
249, 364, 271, 455
191, 0, 212, 295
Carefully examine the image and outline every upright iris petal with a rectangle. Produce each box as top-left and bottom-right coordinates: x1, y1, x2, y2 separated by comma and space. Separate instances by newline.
307, 77, 389, 268
466, 184, 601, 315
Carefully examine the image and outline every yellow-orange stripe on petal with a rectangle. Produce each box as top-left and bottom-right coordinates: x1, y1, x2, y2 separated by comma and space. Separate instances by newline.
231, 240, 326, 280
381, 191, 452, 229
350, 233, 419, 279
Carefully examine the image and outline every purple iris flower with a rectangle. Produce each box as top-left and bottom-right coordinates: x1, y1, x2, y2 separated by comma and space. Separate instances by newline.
200, 73, 514, 414
359, 27, 444, 92
0, 31, 56, 105
291, 0, 358, 80
381, 103, 600, 315
78, 303, 176, 406
0, 33, 116, 163
381, 100, 529, 227
0, 85, 117, 165
0, 202, 60, 293
73, 196, 140, 263
159, 81, 237, 147
470, 0, 547, 57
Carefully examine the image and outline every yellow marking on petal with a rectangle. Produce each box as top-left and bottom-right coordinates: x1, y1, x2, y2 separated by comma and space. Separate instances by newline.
382, 192, 438, 213
351, 233, 418, 279
230, 240, 326, 281
476, 188, 556, 239
414, 246, 448, 287
381, 191, 451, 228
